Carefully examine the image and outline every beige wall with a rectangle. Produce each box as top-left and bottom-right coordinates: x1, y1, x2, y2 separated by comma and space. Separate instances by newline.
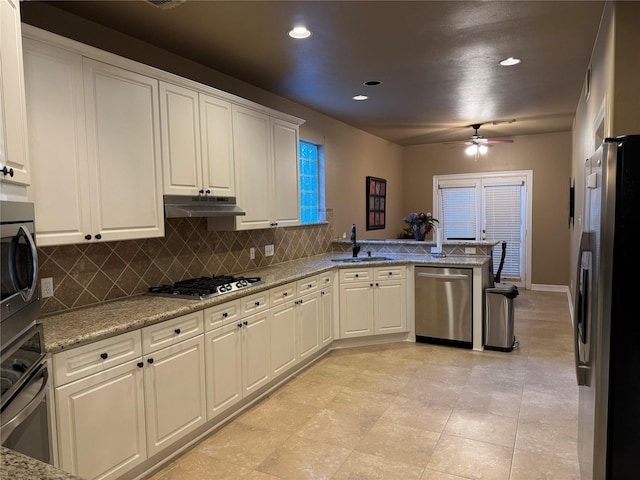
570, 2, 640, 300
20, 2, 404, 242
403, 132, 572, 286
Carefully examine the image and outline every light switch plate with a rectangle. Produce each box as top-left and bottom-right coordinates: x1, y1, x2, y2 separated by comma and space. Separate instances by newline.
265, 244, 274, 257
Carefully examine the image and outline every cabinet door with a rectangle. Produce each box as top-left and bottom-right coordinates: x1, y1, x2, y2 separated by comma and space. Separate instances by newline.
143, 335, 206, 457
339, 282, 374, 338
242, 311, 271, 395
204, 323, 242, 420
270, 299, 297, 378
232, 105, 271, 230
159, 81, 202, 196
83, 58, 164, 242
298, 291, 320, 360
200, 94, 235, 196
320, 288, 334, 346
374, 280, 407, 334
271, 118, 299, 227
23, 39, 91, 246
0, 0, 30, 186
55, 359, 146, 480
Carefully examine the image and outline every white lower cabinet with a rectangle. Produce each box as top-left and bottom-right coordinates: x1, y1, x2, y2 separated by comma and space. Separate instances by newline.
320, 283, 335, 346
143, 335, 206, 457
204, 308, 271, 420
297, 291, 320, 360
54, 313, 206, 480
339, 267, 407, 338
270, 298, 297, 378
55, 359, 147, 480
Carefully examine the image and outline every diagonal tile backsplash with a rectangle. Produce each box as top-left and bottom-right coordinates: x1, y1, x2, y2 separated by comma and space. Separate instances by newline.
38, 217, 333, 315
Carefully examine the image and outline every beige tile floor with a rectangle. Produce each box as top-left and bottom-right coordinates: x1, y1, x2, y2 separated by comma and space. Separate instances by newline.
145, 289, 579, 480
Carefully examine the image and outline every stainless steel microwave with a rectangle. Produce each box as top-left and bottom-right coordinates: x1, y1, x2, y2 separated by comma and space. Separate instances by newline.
0, 201, 40, 351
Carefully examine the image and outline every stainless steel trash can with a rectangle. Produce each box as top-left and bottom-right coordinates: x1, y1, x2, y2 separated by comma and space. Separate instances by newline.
484, 283, 519, 351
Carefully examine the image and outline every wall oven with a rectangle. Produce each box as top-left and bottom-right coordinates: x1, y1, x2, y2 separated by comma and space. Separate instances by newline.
0, 200, 53, 464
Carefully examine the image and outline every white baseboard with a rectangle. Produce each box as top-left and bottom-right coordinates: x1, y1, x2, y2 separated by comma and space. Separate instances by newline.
529, 283, 569, 293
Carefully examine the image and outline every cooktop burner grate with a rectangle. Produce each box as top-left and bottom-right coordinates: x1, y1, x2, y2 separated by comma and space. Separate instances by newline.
147, 275, 262, 300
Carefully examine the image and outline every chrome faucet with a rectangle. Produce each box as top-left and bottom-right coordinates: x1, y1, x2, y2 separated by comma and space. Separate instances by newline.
350, 224, 360, 257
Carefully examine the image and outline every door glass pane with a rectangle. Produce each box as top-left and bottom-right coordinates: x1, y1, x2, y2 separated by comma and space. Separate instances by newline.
484, 184, 523, 280
440, 187, 477, 240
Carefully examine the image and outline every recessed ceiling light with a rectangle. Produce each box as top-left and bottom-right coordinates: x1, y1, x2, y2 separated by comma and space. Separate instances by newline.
499, 57, 521, 66
353, 94, 369, 101
288, 26, 311, 39
363, 80, 382, 86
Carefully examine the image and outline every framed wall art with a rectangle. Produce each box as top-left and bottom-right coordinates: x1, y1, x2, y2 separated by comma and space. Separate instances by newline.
366, 176, 386, 230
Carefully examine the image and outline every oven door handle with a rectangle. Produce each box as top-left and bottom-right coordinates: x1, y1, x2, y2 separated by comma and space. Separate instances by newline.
0, 363, 48, 444
8, 224, 39, 302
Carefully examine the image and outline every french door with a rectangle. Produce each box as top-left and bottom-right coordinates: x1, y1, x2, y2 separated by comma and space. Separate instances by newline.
434, 171, 532, 287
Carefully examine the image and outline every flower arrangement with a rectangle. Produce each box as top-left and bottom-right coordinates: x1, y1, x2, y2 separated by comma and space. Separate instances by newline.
402, 212, 439, 240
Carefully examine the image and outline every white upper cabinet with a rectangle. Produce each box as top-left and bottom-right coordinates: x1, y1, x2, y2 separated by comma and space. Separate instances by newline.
0, 0, 30, 188
159, 82, 235, 197
224, 105, 300, 231
83, 58, 164, 242
23, 37, 164, 246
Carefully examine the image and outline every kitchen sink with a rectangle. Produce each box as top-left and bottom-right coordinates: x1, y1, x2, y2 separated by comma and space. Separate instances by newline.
331, 256, 392, 263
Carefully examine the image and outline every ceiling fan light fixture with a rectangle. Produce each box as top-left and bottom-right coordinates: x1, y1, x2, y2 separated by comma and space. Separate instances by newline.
465, 144, 478, 156
499, 56, 521, 66
478, 145, 488, 154
288, 26, 311, 39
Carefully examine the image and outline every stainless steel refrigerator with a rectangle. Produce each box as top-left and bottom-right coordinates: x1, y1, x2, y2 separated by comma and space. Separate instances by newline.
574, 135, 640, 479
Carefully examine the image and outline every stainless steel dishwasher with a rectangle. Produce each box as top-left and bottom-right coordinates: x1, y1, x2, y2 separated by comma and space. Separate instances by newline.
415, 266, 472, 348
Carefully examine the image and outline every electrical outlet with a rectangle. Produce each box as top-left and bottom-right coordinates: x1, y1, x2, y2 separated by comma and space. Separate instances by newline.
41, 277, 54, 298
265, 244, 274, 257
250, 247, 255, 259
464, 247, 477, 254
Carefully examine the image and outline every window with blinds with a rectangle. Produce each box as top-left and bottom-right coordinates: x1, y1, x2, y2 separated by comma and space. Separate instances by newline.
435, 172, 529, 284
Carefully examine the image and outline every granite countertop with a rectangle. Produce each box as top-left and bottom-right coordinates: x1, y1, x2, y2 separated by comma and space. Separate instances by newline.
1, 447, 83, 480
39, 252, 490, 354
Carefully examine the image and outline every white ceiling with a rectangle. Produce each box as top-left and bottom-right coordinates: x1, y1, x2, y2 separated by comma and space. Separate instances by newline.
32, 0, 605, 146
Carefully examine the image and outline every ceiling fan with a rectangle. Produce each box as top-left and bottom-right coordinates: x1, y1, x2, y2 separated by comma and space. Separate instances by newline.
451, 123, 514, 160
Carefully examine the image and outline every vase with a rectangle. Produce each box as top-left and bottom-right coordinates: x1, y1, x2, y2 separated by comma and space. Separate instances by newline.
413, 229, 425, 241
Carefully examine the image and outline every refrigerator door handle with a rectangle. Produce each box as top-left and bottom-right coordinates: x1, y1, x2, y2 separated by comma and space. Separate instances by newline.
574, 230, 593, 386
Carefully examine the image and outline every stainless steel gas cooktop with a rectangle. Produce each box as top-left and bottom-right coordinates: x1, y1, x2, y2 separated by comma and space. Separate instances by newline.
147, 275, 262, 300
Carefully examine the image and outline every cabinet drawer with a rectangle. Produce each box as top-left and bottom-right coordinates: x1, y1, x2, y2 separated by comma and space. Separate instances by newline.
142, 311, 204, 354
297, 276, 319, 296
339, 268, 372, 282
204, 300, 241, 332
375, 266, 406, 280
240, 291, 270, 316
53, 330, 141, 387
270, 282, 296, 306
318, 272, 334, 289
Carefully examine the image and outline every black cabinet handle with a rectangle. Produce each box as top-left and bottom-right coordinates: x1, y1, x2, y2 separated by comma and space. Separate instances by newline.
270, 222, 278, 227
237, 323, 243, 328
243, 321, 248, 326
137, 362, 144, 368
174, 328, 181, 335
85, 234, 92, 240
199, 189, 204, 194
1, 166, 14, 177
283, 292, 288, 297
206, 189, 211, 194
95, 234, 102, 240
147, 358, 154, 364
100, 353, 108, 360
222, 312, 228, 318
255, 301, 260, 306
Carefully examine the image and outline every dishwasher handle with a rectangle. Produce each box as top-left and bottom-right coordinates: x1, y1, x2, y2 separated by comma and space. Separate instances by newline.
417, 272, 469, 280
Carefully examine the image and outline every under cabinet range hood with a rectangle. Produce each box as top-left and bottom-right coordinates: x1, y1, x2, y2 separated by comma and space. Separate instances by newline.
163, 195, 246, 218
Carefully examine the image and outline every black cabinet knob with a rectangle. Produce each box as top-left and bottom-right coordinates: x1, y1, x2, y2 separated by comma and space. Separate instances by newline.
147, 358, 154, 364
237, 323, 243, 328
376, 283, 379, 287
355, 274, 359, 278
100, 353, 108, 360
222, 312, 228, 318
255, 301, 260, 306
85, 234, 92, 240
283, 292, 288, 297
174, 328, 181, 335
370, 283, 374, 287
243, 321, 248, 326
1, 166, 14, 177
206, 189, 211, 194
95, 234, 102, 240
199, 189, 204, 194
137, 362, 144, 368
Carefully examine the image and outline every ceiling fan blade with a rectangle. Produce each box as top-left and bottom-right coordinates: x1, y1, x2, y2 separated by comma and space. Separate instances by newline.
486, 139, 514, 144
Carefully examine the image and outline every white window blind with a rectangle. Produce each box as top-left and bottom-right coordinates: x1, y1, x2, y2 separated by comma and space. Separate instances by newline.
440, 186, 477, 240
484, 184, 522, 280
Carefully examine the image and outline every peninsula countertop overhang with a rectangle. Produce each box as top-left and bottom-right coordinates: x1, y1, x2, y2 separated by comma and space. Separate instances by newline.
39, 252, 491, 354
